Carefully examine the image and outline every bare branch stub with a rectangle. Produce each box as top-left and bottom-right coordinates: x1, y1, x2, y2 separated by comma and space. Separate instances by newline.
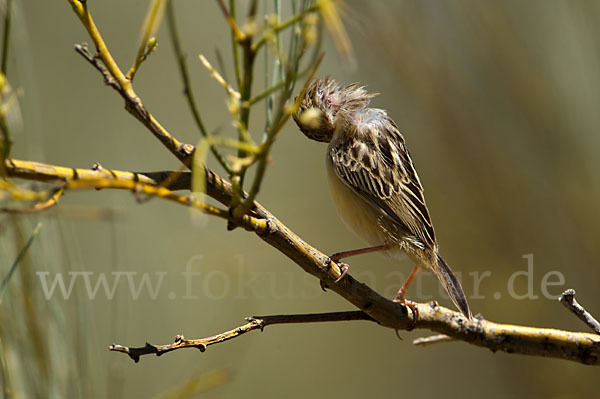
413, 334, 454, 346
559, 289, 600, 334
7, 158, 600, 365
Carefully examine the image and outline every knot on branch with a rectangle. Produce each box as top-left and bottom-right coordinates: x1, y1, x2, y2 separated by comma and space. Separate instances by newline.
177, 143, 195, 158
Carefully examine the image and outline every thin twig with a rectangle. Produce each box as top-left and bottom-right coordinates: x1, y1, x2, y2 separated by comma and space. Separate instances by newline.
237, 43, 255, 153
74, 44, 119, 89
1, 0, 12, 75
0, 75, 13, 174
0, 222, 42, 300
73, 42, 193, 167
67, 0, 133, 95
68, 2, 194, 168
166, 1, 232, 175
229, 0, 242, 89
247, 81, 285, 106
234, 8, 325, 216
0, 181, 50, 203
234, 53, 323, 218
191, 135, 259, 196
216, 0, 246, 42
109, 311, 374, 362
264, 0, 281, 132
235, 12, 257, 166
559, 289, 600, 334
198, 54, 241, 99
251, 3, 320, 52
0, 186, 65, 214
199, 4, 256, 208
412, 334, 454, 346
246, 310, 374, 328
0, 0, 13, 169
126, 0, 165, 81
110, 324, 257, 363
247, 0, 258, 20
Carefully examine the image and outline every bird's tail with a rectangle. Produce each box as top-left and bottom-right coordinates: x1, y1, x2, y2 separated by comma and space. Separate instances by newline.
432, 252, 472, 319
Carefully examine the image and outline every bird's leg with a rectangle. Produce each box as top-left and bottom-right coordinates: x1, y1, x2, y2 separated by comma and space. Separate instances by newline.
393, 265, 420, 302
393, 265, 420, 330
328, 244, 392, 283
330, 244, 393, 262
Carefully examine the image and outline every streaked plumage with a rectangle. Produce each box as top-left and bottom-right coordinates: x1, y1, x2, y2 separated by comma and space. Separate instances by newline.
293, 78, 472, 319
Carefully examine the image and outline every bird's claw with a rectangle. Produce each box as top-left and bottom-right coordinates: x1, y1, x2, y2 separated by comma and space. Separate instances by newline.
393, 298, 419, 331
319, 280, 328, 292
318, 261, 349, 291
334, 262, 349, 283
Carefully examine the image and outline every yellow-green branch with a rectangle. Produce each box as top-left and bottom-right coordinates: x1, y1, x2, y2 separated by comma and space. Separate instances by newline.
68, 3, 192, 168
3, 159, 267, 233
67, 0, 133, 96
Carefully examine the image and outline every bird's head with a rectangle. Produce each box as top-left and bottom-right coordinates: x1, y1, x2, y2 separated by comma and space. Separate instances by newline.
293, 78, 340, 143
293, 78, 376, 143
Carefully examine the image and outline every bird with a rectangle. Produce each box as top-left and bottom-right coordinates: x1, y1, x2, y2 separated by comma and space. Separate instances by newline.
292, 77, 472, 319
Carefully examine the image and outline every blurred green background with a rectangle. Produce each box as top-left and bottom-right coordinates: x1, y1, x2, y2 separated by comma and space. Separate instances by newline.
2, 0, 599, 397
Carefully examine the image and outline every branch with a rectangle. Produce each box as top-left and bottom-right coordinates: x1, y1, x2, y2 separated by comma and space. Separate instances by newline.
108, 304, 600, 366
5, 158, 600, 365
67, 0, 132, 94
109, 311, 373, 362
559, 289, 600, 334
5, 159, 190, 191
4, 159, 267, 234
415, 302, 600, 365
215, 0, 246, 42
198, 54, 242, 100
68, 3, 193, 167
6, 156, 416, 330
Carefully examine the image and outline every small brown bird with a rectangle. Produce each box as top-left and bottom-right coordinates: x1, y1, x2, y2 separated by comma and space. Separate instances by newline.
293, 78, 472, 319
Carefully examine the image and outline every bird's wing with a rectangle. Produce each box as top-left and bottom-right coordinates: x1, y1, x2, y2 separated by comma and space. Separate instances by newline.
329, 115, 435, 249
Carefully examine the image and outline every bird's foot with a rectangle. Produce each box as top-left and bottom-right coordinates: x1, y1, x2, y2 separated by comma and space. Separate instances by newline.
393, 297, 419, 331
329, 252, 350, 283
319, 259, 349, 291
334, 262, 349, 283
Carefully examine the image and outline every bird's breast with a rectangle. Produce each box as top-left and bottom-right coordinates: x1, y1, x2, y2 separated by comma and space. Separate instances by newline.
326, 153, 390, 248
